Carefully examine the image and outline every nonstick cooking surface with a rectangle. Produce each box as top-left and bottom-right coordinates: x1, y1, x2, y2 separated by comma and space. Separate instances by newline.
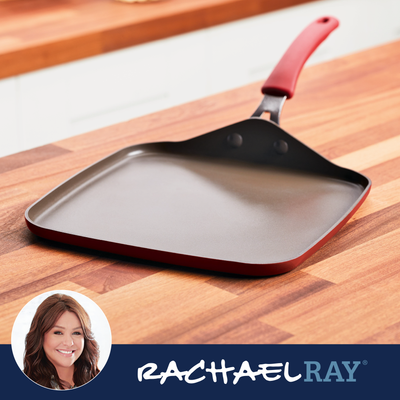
31, 150, 363, 264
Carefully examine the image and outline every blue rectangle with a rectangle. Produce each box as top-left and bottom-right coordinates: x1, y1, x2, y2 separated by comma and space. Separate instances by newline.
2, 344, 398, 399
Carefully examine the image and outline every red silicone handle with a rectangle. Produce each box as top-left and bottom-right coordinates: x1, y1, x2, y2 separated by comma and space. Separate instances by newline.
262, 16, 339, 99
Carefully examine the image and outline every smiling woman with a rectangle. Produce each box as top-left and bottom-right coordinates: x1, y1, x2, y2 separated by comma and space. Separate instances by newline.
23, 294, 101, 390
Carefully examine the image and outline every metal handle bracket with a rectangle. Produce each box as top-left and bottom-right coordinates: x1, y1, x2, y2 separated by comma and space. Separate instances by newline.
251, 95, 287, 125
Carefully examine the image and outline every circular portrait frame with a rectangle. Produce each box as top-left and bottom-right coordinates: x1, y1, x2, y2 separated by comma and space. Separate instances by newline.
11, 290, 112, 390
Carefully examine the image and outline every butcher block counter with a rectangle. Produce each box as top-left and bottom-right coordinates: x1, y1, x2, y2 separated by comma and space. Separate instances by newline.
1, 39, 400, 344
0, 0, 313, 79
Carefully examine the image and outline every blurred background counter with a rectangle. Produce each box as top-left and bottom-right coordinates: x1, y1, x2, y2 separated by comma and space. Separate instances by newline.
1, 0, 400, 158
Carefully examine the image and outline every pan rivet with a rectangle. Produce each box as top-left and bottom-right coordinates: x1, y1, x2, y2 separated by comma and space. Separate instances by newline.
227, 133, 243, 148
274, 140, 288, 155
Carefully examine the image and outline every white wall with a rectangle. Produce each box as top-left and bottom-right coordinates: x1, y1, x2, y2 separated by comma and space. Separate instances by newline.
1, 0, 400, 157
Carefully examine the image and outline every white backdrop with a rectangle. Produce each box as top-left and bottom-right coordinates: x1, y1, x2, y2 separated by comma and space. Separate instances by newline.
1, 0, 400, 157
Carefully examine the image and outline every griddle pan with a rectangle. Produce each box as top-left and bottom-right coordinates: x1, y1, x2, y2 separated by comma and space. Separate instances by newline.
25, 17, 371, 276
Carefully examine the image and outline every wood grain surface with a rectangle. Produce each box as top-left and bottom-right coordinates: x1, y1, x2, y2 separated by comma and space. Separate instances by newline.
1, 40, 400, 344
0, 0, 314, 79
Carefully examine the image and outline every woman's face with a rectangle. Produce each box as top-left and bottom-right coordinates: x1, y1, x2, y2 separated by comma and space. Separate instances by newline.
43, 311, 84, 370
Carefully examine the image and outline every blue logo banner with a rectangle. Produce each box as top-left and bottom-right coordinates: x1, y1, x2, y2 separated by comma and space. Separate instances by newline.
2, 344, 398, 399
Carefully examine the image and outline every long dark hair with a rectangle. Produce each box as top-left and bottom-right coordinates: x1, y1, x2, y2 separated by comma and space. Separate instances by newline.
23, 293, 100, 389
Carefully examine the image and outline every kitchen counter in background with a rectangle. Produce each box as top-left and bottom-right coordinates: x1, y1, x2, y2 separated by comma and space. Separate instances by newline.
1, 39, 400, 344
0, 0, 314, 79
1, 0, 400, 158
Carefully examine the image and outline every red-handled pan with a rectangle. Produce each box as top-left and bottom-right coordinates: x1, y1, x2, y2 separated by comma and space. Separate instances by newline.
25, 17, 371, 276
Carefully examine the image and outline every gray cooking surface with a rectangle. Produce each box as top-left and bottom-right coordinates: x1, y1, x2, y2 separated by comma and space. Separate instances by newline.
32, 151, 363, 264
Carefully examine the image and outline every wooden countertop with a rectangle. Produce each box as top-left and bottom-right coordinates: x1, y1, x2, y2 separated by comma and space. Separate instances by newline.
0, 0, 314, 79
1, 39, 400, 344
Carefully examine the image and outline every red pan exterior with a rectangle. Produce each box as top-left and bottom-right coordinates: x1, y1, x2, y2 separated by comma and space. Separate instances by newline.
25, 185, 370, 276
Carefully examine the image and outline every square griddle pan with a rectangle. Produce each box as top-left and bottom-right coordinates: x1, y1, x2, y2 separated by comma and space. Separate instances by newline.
25, 17, 371, 276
